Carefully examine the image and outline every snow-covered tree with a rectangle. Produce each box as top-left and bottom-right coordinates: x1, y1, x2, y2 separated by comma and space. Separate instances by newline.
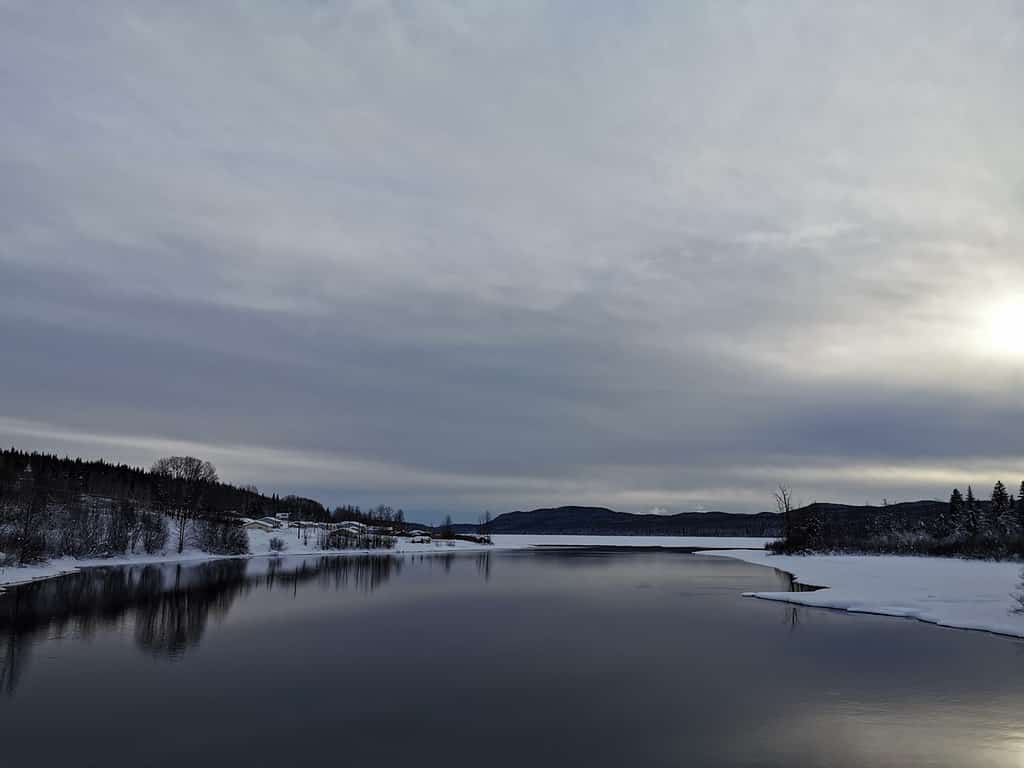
1018, 482, 1024, 531
942, 488, 965, 538
151, 456, 219, 554
963, 486, 979, 538
992, 481, 1012, 538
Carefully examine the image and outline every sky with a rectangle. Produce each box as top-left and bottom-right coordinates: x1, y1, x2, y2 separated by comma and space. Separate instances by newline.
2, 1, 1023, 521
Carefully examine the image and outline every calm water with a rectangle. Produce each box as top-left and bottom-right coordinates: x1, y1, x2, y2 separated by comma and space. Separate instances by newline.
2, 549, 1024, 767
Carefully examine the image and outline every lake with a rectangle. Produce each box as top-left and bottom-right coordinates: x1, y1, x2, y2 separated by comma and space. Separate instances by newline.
2, 549, 1023, 767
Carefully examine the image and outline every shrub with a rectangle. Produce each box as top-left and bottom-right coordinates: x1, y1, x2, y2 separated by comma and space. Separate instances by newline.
320, 528, 395, 551
269, 536, 286, 553
195, 517, 249, 555
141, 511, 169, 554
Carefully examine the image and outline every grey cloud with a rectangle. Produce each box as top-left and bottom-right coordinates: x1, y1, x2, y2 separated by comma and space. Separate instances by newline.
2, 1, 1023, 520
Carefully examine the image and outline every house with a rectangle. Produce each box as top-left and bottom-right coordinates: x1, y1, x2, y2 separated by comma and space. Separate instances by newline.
242, 519, 277, 533
275, 512, 291, 522
258, 516, 283, 529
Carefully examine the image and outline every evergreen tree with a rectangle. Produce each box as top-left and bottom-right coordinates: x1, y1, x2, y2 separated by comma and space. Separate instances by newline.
1018, 482, 1024, 531
945, 488, 965, 538
964, 486, 978, 538
992, 480, 1012, 537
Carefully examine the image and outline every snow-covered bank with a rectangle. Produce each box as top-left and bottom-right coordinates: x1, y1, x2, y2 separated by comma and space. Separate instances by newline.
703, 549, 1024, 639
0, 533, 770, 590
0, 528, 496, 590
7, 533, 1023, 640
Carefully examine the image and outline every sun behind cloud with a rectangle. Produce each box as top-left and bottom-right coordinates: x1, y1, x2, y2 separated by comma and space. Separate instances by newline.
981, 298, 1024, 358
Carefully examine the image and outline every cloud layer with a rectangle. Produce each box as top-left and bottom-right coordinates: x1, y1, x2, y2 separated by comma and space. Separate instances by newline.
2, 1, 1023, 520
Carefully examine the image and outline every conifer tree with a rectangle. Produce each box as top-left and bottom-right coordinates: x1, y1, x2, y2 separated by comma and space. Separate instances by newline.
1018, 481, 1024, 531
945, 488, 965, 538
992, 480, 1012, 537
964, 485, 978, 538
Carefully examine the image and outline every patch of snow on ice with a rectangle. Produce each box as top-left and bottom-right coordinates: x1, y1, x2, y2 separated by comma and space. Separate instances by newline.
702, 549, 1024, 639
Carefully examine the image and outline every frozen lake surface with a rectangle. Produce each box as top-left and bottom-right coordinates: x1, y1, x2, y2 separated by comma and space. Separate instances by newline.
2, 548, 1024, 767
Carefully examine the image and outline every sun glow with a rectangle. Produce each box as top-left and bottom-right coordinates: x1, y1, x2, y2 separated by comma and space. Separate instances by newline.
982, 299, 1024, 356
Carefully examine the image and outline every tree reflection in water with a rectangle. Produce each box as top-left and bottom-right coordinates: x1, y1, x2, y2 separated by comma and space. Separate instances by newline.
0, 554, 408, 695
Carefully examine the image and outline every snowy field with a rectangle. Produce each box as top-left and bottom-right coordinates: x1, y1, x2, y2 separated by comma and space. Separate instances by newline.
703, 549, 1024, 639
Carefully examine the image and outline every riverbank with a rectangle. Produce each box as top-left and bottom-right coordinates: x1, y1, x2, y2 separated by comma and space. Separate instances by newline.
0, 533, 771, 590
10, 536, 1024, 641
0, 529, 495, 590
702, 549, 1024, 639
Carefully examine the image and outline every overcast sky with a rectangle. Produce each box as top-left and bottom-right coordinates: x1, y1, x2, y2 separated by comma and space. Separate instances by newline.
2, 1, 1023, 521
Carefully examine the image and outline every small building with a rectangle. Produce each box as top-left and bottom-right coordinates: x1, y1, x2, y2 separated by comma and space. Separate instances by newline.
258, 516, 283, 529
243, 520, 277, 533
276, 512, 291, 522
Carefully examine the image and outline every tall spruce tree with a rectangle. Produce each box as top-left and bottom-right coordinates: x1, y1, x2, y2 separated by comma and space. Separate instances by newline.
992, 480, 1012, 537
946, 488, 965, 538
1018, 481, 1024, 531
964, 485, 978, 538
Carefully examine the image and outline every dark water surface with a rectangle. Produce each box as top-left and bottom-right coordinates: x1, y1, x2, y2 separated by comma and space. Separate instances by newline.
2, 550, 1023, 767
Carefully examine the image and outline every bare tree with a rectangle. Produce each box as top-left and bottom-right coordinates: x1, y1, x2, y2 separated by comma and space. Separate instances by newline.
151, 457, 219, 554
478, 511, 493, 535
774, 485, 794, 544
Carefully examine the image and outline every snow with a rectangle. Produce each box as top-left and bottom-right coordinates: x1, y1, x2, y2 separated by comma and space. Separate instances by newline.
702, 549, 1024, 639
0, 534, 768, 589
7, 530, 1024, 641
0, 527, 497, 590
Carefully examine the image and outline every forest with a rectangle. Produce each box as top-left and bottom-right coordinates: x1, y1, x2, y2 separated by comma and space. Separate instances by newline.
772, 482, 1024, 558
0, 448, 404, 566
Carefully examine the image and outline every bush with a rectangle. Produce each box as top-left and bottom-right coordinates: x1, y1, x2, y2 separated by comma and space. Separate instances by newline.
195, 517, 249, 555
320, 528, 395, 551
269, 536, 286, 553
141, 511, 169, 554
104, 499, 137, 554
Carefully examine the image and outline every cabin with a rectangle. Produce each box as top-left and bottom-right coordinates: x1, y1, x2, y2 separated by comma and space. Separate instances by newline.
242, 519, 277, 533
258, 516, 283, 529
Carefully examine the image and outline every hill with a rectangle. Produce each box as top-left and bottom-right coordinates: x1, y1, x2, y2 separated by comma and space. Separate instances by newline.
458, 500, 951, 538
457, 505, 783, 536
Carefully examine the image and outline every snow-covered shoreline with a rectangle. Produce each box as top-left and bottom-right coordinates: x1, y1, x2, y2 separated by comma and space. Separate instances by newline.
0, 533, 770, 590
702, 548, 1024, 639
0, 529, 497, 590
7, 533, 1024, 641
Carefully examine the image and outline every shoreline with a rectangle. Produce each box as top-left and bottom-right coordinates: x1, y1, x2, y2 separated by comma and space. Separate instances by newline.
0, 534, 771, 591
700, 548, 1024, 640
0, 539, 499, 592
9, 536, 1024, 641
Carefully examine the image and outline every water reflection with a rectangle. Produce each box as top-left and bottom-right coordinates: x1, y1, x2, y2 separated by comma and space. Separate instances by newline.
0, 554, 407, 695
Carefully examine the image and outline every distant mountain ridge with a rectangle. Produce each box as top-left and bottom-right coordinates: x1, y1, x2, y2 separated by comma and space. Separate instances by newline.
454, 501, 950, 537
456, 505, 782, 536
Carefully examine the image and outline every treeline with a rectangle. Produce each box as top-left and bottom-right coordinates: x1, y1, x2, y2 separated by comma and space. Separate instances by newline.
772, 481, 1024, 558
0, 453, 249, 565
0, 448, 404, 566
329, 504, 406, 528
0, 448, 329, 520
